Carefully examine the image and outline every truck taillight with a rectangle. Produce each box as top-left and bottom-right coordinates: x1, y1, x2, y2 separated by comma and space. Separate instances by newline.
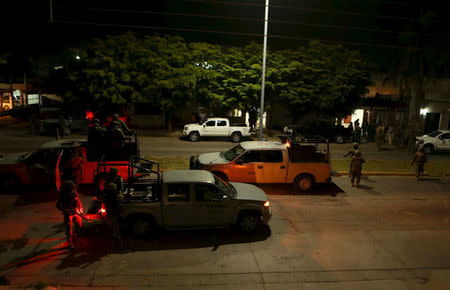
264, 200, 270, 207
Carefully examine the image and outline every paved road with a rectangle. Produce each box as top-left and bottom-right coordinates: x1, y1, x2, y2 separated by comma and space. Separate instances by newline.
0, 176, 449, 289
1, 119, 449, 162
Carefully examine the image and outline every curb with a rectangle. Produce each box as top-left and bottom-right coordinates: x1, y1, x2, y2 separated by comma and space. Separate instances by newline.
336, 171, 450, 177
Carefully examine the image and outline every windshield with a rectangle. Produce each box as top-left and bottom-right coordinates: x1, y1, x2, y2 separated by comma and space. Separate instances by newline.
427, 130, 442, 137
214, 175, 236, 197
221, 145, 245, 161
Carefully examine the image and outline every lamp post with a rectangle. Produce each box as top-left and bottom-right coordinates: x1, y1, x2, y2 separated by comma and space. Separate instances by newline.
259, 0, 269, 140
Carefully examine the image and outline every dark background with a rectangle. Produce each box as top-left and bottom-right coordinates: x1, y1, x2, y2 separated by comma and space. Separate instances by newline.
1, 0, 449, 81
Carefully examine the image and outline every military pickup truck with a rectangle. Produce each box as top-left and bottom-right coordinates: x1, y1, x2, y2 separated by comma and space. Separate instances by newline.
0, 135, 139, 192
183, 118, 252, 143
109, 157, 271, 237
190, 138, 332, 192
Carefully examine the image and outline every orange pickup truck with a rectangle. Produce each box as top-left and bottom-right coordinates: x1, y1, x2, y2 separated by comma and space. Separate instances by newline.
190, 139, 332, 191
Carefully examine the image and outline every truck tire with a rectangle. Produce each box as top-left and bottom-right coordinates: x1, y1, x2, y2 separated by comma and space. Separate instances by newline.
293, 174, 314, 192
0, 174, 21, 194
213, 172, 228, 181
231, 132, 242, 143
127, 215, 156, 239
238, 212, 261, 233
188, 131, 200, 142
423, 144, 434, 154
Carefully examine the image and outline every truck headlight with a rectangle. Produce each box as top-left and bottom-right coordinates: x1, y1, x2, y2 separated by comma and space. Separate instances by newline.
263, 200, 270, 207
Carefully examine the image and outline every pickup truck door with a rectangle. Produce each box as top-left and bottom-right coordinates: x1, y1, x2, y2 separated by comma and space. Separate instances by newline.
163, 183, 199, 227
259, 150, 288, 183
191, 183, 234, 225
27, 148, 61, 185
202, 120, 220, 136
229, 151, 260, 183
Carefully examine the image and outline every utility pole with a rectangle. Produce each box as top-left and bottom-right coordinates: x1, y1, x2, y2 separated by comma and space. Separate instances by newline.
259, 0, 269, 140
49, 0, 53, 23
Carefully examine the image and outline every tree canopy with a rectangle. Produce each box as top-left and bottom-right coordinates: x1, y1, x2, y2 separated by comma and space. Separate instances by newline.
65, 33, 371, 126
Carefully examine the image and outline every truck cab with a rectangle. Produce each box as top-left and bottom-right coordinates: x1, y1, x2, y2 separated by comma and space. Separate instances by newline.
108, 157, 271, 237
190, 138, 332, 192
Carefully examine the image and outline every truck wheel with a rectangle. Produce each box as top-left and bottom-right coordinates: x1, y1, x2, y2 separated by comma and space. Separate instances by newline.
293, 174, 313, 192
238, 213, 261, 233
231, 132, 242, 143
128, 216, 156, 238
423, 144, 434, 154
335, 135, 344, 144
188, 131, 200, 142
0, 175, 21, 194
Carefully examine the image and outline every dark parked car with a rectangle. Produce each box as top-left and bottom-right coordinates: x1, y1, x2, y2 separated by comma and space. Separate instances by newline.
283, 121, 351, 144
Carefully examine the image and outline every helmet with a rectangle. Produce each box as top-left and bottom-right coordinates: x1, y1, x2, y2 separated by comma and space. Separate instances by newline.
113, 114, 120, 120
92, 119, 100, 125
109, 167, 119, 175
353, 143, 359, 149
61, 180, 75, 192
112, 120, 121, 127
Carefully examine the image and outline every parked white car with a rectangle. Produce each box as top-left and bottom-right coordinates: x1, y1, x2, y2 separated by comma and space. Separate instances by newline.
183, 118, 252, 143
416, 130, 450, 153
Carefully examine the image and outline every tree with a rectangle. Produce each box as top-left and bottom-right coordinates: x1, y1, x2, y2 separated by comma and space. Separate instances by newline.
277, 41, 371, 122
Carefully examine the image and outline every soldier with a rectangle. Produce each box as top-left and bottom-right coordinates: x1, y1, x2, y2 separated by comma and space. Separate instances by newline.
344, 143, 360, 158
108, 121, 126, 157
349, 151, 365, 187
411, 148, 427, 180
112, 114, 132, 135
87, 119, 107, 161
66, 149, 85, 184
375, 123, 384, 151
105, 167, 124, 193
56, 180, 83, 249
103, 182, 122, 246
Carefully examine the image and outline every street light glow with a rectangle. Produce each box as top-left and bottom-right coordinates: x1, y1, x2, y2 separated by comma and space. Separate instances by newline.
75, 55, 81, 60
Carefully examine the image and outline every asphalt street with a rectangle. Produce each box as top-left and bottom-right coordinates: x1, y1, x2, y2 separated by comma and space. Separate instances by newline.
0, 176, 449, 289
0, 118, 449, 162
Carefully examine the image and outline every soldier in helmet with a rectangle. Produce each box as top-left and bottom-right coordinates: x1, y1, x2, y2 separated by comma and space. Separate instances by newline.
104, 167, 124, 193
111, 114, 132, 135
411, 148, 427, 180
344, 143, 360, 158
107, 121, 126, 157
87, 119, 107, 161
56, 180, 83, 249
103, 182, 122, 246
349, 151, 365, 187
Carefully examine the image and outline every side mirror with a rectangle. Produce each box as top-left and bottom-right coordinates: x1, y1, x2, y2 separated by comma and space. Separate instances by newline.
203, 124, 206, 128
235, 159, 243, 165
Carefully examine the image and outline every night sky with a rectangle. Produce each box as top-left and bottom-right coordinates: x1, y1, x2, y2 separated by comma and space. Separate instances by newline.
2, 0, 449, 78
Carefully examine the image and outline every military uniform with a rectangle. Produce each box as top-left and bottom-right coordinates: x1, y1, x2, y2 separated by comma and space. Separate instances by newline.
411, 150, 427, 180
87, 120, 107, 161
344, 144, 360, 158
103, 182, 122, 246
349, 152, 365, 187
56, 181, 83, 249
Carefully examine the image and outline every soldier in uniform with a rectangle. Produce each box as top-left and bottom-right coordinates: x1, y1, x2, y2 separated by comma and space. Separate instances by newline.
411, 148, 427, 180
105, 167, 124, 193
66, 149, 85, 184
349, 150, 365, 187
103, 182, 122, 246
107, 121, 126, 156
87, 119, 107, 161
112, 114, 132, 135
375, 123, 384, 151
56, 180, 83, 249
344, 143, 360, 158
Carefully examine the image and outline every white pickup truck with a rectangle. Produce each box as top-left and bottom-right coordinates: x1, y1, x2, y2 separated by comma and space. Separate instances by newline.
183, 118, 252, 143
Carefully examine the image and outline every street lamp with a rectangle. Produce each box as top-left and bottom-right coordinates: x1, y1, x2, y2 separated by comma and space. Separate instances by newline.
259, 0, 269, 140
